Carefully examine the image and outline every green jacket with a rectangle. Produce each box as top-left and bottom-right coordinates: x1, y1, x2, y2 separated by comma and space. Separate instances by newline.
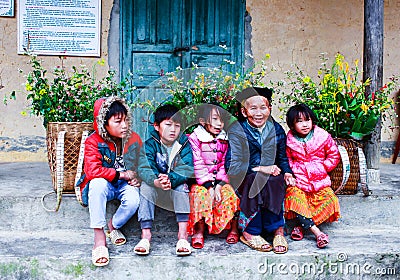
138, 128, 194, 189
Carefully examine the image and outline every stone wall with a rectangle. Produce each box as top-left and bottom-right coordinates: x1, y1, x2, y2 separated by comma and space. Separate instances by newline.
0, 0, 399, 162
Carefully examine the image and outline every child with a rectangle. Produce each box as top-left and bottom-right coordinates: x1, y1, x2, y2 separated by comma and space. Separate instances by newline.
284, 103, 341, 248
188, 103, 240, 249
135, 104, 193, 256
77, 96, 142, 266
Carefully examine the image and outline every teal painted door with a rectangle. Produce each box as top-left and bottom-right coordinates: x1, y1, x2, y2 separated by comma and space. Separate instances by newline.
120, 0, 245, 88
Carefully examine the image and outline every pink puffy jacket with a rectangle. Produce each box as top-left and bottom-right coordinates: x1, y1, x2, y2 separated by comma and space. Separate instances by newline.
188, 126, 229, 185
286, 126, 340, 193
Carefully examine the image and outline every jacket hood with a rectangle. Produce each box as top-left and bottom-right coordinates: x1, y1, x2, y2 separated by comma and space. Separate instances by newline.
93, 96, 132, 143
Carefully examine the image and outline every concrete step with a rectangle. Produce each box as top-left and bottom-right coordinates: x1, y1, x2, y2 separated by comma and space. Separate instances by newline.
1, 162, 400, 279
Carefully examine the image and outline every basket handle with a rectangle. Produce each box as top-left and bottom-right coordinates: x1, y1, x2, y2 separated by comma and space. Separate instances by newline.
358, 147, 370, 196
74, 130, 89, 205
41, 130, 66, 212
334, 145, 351, 194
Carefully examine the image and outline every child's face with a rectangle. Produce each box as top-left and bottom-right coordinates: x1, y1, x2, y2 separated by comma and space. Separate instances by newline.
155, 119, 181, 146
201, 108, 224, 136
105, 113, 128, 138
241, 96, 271, 128
293, 113, 313, 137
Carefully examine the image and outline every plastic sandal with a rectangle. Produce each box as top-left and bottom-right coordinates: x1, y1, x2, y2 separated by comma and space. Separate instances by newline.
134, 238, 151, 255
92, 246, 109, 267
316, 233, 329, 248
191, 236, 204, 249
291, 226, 304, 241
106, 229, 126, 246
273, 234, 288, 254
226, 231, 240, 244
240, 235, 272, 252
176, 239, 192, 256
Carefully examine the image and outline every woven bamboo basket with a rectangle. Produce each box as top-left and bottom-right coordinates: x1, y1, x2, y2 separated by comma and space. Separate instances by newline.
46, 122, 94, 194
329, 138, 362, 195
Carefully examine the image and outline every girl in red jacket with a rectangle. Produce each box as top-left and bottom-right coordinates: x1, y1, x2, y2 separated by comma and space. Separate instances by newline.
284, 104, 341, 248
188, 103, 240, 249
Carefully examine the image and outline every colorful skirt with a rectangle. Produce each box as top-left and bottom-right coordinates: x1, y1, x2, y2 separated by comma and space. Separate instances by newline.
188, 184, 240, 235
284, 186, 340, 225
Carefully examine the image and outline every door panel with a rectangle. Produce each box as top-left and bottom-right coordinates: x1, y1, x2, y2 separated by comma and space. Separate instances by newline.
121, 0, 245, 86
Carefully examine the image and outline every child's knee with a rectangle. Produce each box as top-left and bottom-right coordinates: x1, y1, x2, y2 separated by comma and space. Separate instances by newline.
88, 178, 108, 196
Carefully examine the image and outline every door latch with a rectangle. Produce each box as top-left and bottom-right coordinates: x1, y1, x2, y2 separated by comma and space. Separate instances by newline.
173, 46, 190, 56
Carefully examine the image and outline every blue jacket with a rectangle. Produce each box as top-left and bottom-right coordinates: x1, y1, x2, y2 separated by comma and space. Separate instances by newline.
138, 128, 194, 189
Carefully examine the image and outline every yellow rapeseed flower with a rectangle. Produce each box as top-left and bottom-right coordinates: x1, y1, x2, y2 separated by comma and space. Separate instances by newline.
20, 111, 27, 116
39, 89, 46, 96
25, 83, 32, 91
360, 103, 369, 114
302, 76, 311, 84
97, 58, 105, 66
265, 54, 271, 59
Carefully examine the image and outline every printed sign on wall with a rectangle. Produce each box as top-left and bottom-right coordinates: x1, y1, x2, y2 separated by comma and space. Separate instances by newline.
18, 0, 101, 56
0, 0, 14, 17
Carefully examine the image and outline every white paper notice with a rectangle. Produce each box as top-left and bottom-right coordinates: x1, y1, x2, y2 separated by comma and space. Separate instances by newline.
18, 0, 101, 56
0, 0, 14, 16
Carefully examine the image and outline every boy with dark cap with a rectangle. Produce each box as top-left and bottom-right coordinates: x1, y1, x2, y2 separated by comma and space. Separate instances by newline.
226, 87, 296, 254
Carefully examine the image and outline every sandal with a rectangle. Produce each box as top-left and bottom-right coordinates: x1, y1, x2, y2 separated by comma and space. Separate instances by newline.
134, 238, 150, 255
316, 233, 329, 248
92, 246, 109, 267
226, 231, 239, 244
239, 235, 272, 252
191, 236, 204, 249
273, 234, 288, 254
176, 239, 192, 256
106, 229, 126, 246
291, 226, 304, 241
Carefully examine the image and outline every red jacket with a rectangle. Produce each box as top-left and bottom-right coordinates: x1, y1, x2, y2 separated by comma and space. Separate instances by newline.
77, 96, 142, 206
286, 126, 340, 192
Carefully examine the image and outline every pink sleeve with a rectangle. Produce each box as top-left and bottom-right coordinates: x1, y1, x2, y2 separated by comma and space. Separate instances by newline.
188, 133, 213, 185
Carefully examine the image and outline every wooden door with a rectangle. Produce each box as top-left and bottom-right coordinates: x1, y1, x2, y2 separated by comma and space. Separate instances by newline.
120, 0, 245, 88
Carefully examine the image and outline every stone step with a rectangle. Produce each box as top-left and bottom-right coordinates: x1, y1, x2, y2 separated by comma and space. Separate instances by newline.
0, 226, 399, 279
1, 162, 400, 279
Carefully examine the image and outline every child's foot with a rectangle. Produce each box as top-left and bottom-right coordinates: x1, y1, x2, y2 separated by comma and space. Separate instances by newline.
176, 239, 191, 256
316, 233, 329, 248
134, 229, 151, 255
93, 228, 108, 266
226, 229, 239, 244
191, 220, 205, 249
106, 219, 126, 245
291, 226, 304, 241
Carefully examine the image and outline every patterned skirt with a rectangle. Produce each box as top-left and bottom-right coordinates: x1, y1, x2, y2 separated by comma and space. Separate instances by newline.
284, 186, 340, 225
188, 184, 240, 235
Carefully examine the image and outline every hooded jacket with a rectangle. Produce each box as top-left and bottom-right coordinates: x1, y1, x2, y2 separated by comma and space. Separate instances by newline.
286, 125, 340, 192
188, 125, 229, 185
77, 96, 142, 206
138, 127, 194, 189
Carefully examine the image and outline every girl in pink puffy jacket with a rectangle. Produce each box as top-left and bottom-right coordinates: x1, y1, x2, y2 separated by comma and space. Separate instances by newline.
187, 103, 240, 249
284, 104, 341, 248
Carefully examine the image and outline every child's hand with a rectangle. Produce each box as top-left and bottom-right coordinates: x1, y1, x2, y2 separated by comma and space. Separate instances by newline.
158, 173, 172, 190
252, 165, 281, 176
214, 184, 222, 203
284, 173, 296, 186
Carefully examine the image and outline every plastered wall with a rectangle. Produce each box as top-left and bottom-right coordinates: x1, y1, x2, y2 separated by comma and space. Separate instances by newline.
0, 0, 399, 161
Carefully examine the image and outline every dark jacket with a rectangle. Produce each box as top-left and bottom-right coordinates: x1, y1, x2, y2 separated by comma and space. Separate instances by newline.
226, 118, 292, 188
226, 118, 293, 216
138, 128, 194, 189
76, 96, 142, 206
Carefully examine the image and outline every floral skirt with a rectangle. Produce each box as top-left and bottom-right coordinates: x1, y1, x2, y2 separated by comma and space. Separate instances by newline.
284, 186, 340, 225
188, 184, 240, 235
